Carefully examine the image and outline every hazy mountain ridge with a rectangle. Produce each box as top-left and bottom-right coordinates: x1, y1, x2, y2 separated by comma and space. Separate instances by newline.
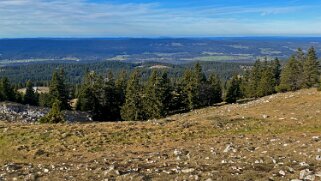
1, 38, 320, 64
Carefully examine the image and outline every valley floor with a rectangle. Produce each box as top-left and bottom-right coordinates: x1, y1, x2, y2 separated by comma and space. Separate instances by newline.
1, 89, 321, 180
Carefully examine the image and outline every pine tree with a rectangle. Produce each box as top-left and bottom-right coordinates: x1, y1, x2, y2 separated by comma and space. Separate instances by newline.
39, 99, 65, 123
115, 70, 127, 120
49, 69, 71, 110
225, 75, 241, 103
271, 58, 281, 86
121, 70, 145, 121
277, 55, 302, 92
159, 72, 172, 115
144, 70, 162, 119
76, 71, 103, 120
208, 73, 222, 104
294, 48, 305, 86
182, 69, 194, 110
257, 66, 276, 97
244, 61, 263, 98
303, 47, 320, 88
144, 71, 172, 119
102, 71, 119, 120
183, 63, 206, 110
295, 48, 305, 62
169, 81, 189, 114
23, 80, 38, 106
0, 77, 16, 102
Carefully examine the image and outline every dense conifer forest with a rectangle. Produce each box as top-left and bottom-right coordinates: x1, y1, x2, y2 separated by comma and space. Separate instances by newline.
0, 47, 320, 122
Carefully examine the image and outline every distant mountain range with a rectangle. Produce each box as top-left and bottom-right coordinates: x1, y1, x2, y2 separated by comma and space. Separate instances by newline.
0, 37, 320, 65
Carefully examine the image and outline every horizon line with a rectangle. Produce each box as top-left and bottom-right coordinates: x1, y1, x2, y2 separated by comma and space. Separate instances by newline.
2, 35, 321, 39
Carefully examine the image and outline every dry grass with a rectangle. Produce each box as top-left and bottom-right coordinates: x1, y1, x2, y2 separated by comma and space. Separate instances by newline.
0, 89, 321, 180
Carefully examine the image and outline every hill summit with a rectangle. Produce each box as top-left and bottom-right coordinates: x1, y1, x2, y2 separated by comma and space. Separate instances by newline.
0, 89, 321, 180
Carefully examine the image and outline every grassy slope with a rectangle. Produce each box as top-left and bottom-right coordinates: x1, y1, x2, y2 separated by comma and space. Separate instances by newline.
0, 89, 321, 180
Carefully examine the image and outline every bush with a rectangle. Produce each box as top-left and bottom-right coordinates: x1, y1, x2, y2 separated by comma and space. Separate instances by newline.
39, 100, 65, 123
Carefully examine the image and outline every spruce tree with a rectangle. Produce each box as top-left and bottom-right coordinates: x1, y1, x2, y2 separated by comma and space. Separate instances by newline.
271, 58, 281, 86
208, 73, 222, 104
76, 71, 103, 120
277, 55, 302, 92
295, 48, 305, 62
144, 71, 172, 119
245, 61, 263, 98
24, 80, 38, 106
169, 81, 189, 114
183, 63, 206, 110
303, 47, 320, 88
257, 66, 276, 97
225, 75, 241, 103
144, 70, 162, 119
159, 72, 172, 115
102, 71, 119, 120
182, 69, 194, 110
0, 77, 16, 102
115, 70, 127, 120
121, 70, 144, 121
49, 69, 70, 110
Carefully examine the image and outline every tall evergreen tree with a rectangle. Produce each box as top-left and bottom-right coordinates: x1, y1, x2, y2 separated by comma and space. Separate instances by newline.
102, 71, 119, 120
244, 61, 263, 98
23, 80, 38, 106
49, 69, 70, 110
208, 73, 222, 104
257, 66, 276, 97
121, 70, 145, 121
144, 71, 172, 119
115, 70, 128, 120
0, 77, 16, 102
183, 63, 207, 110
277, 55, 302, 92
295, 48, 305, 62
271, 58, 281, 86
303, 47, 320, 88
225, 75, 241, 103
144, 71, 162, 119
76, 71, 103, 120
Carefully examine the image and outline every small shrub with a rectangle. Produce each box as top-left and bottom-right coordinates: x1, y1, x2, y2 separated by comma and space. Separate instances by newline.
39, 100, 65, 123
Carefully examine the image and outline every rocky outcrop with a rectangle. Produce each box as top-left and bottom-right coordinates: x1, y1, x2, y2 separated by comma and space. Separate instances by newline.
0, 102, 92, 123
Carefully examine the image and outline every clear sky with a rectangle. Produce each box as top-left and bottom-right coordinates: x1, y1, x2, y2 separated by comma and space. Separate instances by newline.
1, 0, 321, 38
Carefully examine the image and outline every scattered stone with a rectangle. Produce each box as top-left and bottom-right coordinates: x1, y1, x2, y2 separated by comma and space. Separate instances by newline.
312, 136, 320, 141
305, 175, 315, 181
299, 169, 313, 180
174, 149, 182, 156
299, 162, 309, 167
223, 144, 237, 153
0, 102, 92, 123
287, 167, 295, 173
182, 168, 195, 173
278, 170, 286, 176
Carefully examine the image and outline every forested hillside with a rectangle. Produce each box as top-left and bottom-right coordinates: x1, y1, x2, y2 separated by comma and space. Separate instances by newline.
0, 61, 246, 85
0, 47, 319, 122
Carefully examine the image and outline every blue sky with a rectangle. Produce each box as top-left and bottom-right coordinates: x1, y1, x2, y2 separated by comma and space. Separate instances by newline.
1, 0, 321, 37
